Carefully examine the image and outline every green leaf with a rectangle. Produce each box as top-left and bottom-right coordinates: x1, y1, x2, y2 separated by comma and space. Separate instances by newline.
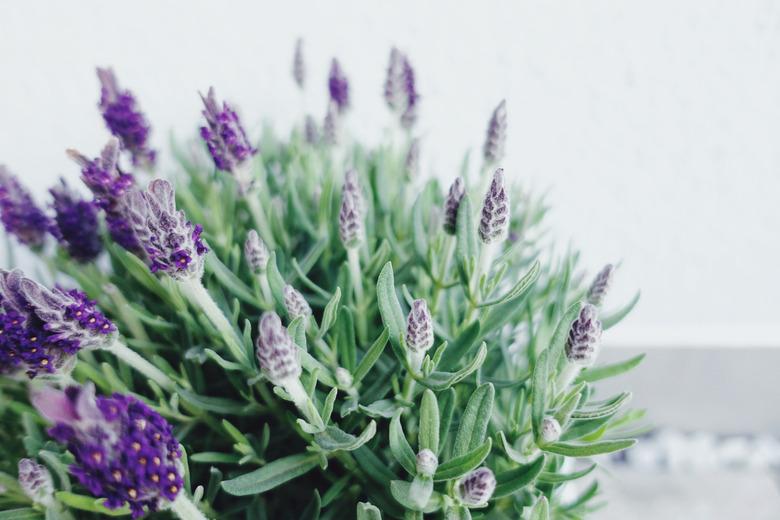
453, 383, 494, 457
497, 431, 528, 465
314, 422, 377, 452
478, 260, 540, 308
318, 287, 341, 336
455, 195, 478, 273
300, 490, 322, 520
601, 291, 640, 329
418, 390, 440, 453
577, 354, 645, 383
529, 496, 550, 520
358, 399, 398, 419
266, 252, 287, 311
537, 463, 596, 484
438, 388, 456, 455
571, 392, 632, 420
179, 389, 254, 415
389, 481, 443, 513
433, 438, 492, 481
0, 509, 43, 520
190, 452, 243, 464
356, 502, 383, 520
354, 447, 398, 485
353, 328, 389, 384
205, 253, 261, 307
419, 343, 487, 391
335, 306, 357, 372
376, 263, 406, 350
390, 411, 417, 475
548, 302, 583, 367
221, 453, 321, 496
531, 348, 550, 438
437, 321, 480, 371
493, 455, 546, 498
542, 439, 636, 457
55, 491, 131, 516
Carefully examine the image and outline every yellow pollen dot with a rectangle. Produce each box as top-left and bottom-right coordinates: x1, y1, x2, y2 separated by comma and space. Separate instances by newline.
30, 336, 37, 342
167, 472, 176, 481
75, 311, 82, 317
92, 452, 102, 463
40, 359, 49, 366
169, 485, 179, 494
139, 457, 147, 465
131, 442, 141, 451
127, 488, 137, 499
112, 470, 122, 481
151, 474, 160, 482
152, 457, 161, 466
89, 317, 96, 323
30, 348, 37, 353
153, 433, 161, 440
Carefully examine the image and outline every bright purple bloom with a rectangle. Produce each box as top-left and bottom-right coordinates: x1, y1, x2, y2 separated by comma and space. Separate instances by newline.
293, 38, 305, 89
126, 179, 208, 279
0, 166, 50, 247
199, 87, 257, 188
97, 68, 156, 168
483, 100, 507, 164
68, 139, 141, 253
32, 383, 183, 518
328, 59, 350, 113
50, 179, 102, 262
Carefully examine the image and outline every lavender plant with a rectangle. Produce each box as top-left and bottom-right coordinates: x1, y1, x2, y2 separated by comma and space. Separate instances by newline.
0, 42, 644, 520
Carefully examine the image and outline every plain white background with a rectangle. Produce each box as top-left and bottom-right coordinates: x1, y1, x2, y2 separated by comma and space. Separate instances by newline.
1, 1, 778, 349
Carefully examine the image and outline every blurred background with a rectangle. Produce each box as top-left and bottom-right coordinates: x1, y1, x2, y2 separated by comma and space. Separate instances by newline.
1, 1, 778, 517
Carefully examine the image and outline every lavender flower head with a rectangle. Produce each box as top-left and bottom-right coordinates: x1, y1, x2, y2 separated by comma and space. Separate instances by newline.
540, 416, 562, 444
0, 269, 116, 378
256, 312, 301, 384
244, 229, 269, 274
339, 169, 364, 249
283, 285, 312, 320
126, 179, 208, 280
399, 55, 419, 129
405, 299, 434, 354
457, 467, 496, 507
304, 115, 320, 145
384, 48, 419, 129
483, 99, 507, 164
0, 166, 50, 247
328, 59, 350, 113
587, 264, 615, 306
50, 179, 102, 262
293, 38, 305, 89
443, 177, 465, 235
68, 139, 140, 253
384, 48, 403, 111
565, 303, 602, 367
32, 383, 183, 518
405, 138, 420, 178
416, 449, 438, 478
200, 87, 257, 190
97, 68, 155, 168
18, 459, 54, 507
322, 102, 340, 146
479, 168, 510, 244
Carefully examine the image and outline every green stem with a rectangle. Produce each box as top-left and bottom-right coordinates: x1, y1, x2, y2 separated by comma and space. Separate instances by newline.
258, 271, 273, 304
347, 247, 367, 342
104, 283, 149, 341
169, 494, 208, 520
246, 193, 277, 249
283, 377, 325, 430
109, 341, 176, 392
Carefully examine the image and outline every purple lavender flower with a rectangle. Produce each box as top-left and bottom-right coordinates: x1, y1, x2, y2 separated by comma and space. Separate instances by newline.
283, 285, 312, 320
126, 179, 208, 280
68, 139, 141, 253
50, 179, 102, 262
256, 312, 301, 384
540, 416, 562, 444
587, 264, 615, 306
304, 115, 320, 145
18, 459, 54, 507
399, 55, 419, 129
199, 87, 257, 190
293, 38, 305, 89
483, 100, 507, 164
565, 304, 602, 366
405, 299, 434, 354
457, 467, 496, 506
415, 449, 438, 477
443, 177, 465, 235
339, 169, 364, 248
0, 166, 50, 247
97, 68, 155, 168
322, 102, 340, 146
405, 138, 420, 178
384, 49, 419, 129
32, 383, 183, 518
328, 59, 350, 113
244, 229, 269, 274
478, 168, 509, 244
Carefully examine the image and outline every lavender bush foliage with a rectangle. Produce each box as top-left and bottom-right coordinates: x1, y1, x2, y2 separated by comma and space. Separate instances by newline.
0, 43, 643, 520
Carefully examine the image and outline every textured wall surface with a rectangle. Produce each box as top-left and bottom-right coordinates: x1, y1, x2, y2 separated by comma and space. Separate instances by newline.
1, 1, 778, 348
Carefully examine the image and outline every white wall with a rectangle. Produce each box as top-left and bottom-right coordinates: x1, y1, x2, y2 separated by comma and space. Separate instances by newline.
1, 1, 778, 348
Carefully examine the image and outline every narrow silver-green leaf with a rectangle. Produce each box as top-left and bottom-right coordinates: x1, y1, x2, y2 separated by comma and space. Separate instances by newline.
433, 438, 492, 481
542, 439, 636, 457
353, 328, 389, 384
418, 389, 440, 453
577, 354, 645, 383
376, 262, 406, 349
601, 291, 640, 329
356, 502, 383, 520
493, 455, 545, 498
221, 452, 321, 496
452, 383, 494, 458
318, 286, 341, 336
390, 411, 417, 475
529, 496, 550, 520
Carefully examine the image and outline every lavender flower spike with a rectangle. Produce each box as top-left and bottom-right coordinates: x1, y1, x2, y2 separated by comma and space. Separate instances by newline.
244, 229, 270, 274
565, 303, 602, 367
0, 166, 50, 247
256, 312, 301, 384
457, 467, 496, 507
283, 285, 312, 321
384, 48, 419, 129
328, 59, 350, 113
405, 138, 420, 178
18, 459, 55, 507
97, 67, 155, 168
322, 101, 340, 146
339, 169, 365, 249
199, 87, 257, 192
443, 177, 465, 235
479, 168, 510, 244
540, 416, 562, 444
405, 299, 434, 372
50, 179, 102, 262
304, 115, 320, 145
292, 38, 305, 89
483, 99, 507, 164
32, 383, 186, 519
126, 179, 208, 280
399, 55, 419, 129
587, 264, 615, 306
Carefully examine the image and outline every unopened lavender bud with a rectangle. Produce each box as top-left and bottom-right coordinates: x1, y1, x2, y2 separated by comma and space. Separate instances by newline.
587, 264, 615, 306
540, 416, 562, 444
405, 299, 434, 354
443, 177, 465, 235
283, 284, 312, 320
304, 115, 319, 145
339, 170, 364, 248
399, 56, 419, 130
565, 304, 602, 367
384, 48, 404, 111
244, 230, 269, 273
328, 59, 350, 113
405, 138, 420, 177
479, 169, 509, 244
482, 100, 507, 164
18, 459, 54, 507
292, 38, 305, 89
322, 102, 339, 146
335, 367, 353, 388
416, 449, 438, 477
256, 312, 301, 384
457, 467, 496, 507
